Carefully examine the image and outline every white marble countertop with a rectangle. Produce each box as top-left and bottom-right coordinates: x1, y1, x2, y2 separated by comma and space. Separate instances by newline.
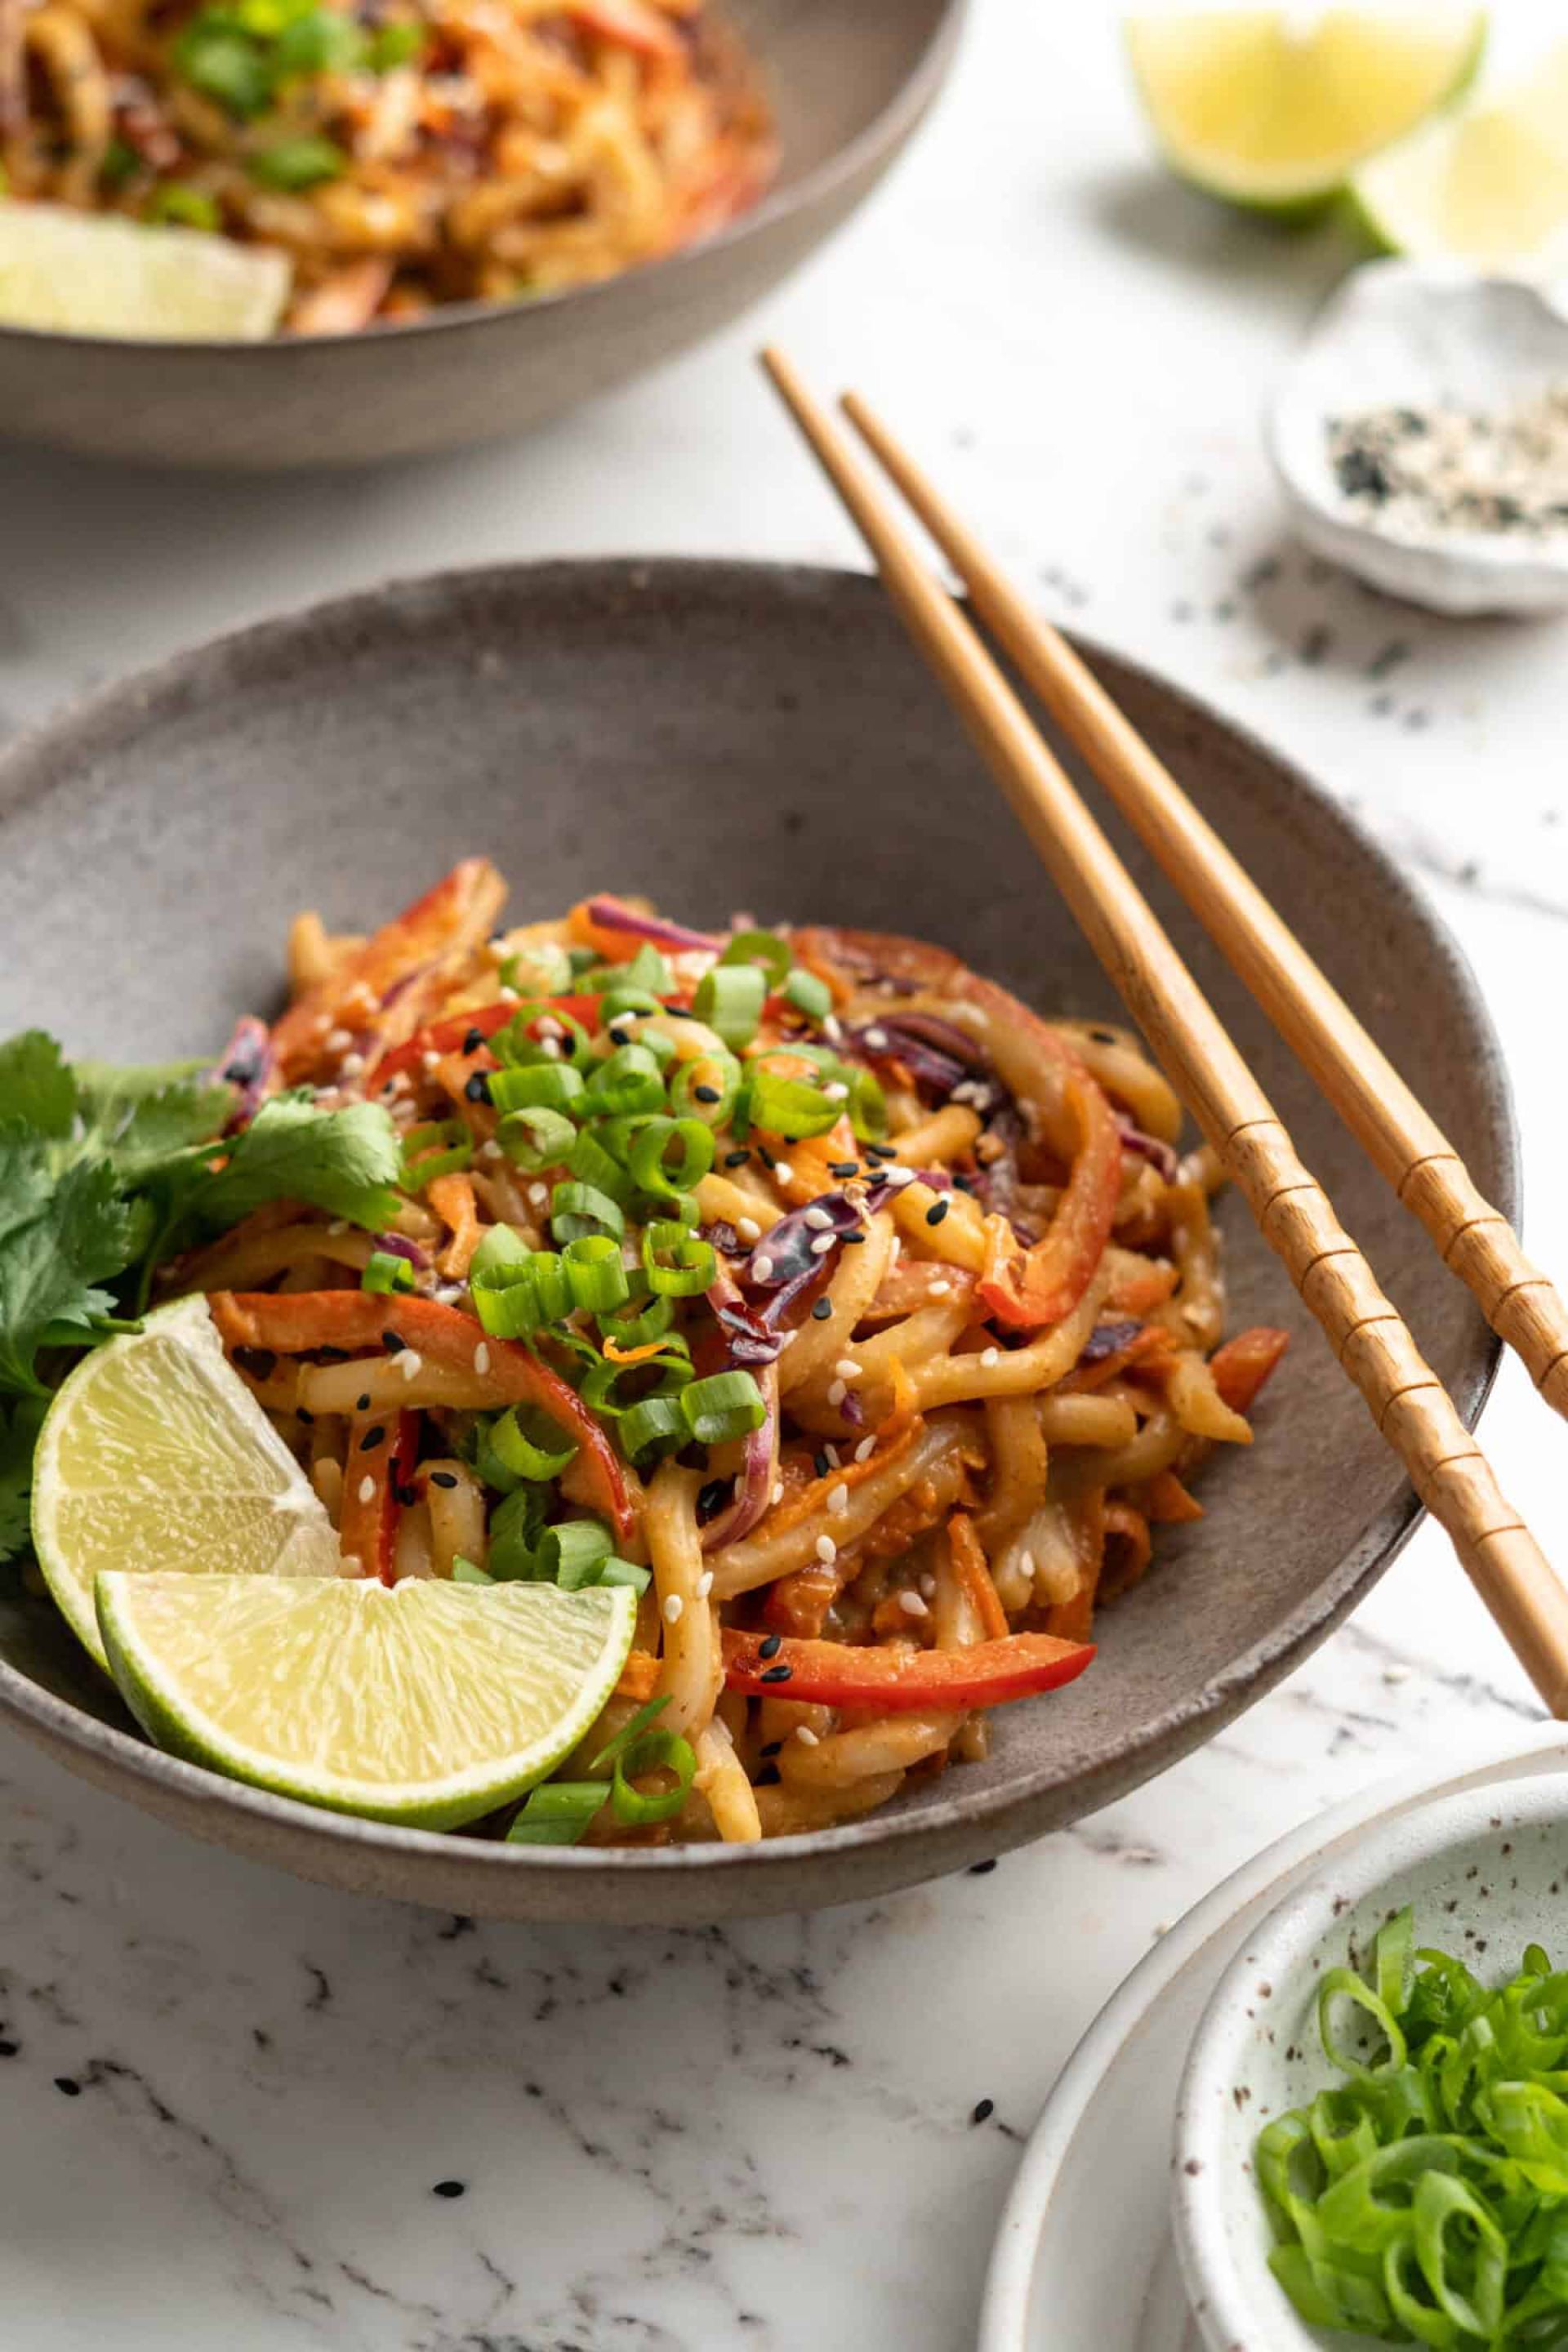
2, 4, 1566, 2345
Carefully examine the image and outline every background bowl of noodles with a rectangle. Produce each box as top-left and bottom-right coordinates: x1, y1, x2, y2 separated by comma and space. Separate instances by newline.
0, 0, 962, 469
0, 559, 1513, 1922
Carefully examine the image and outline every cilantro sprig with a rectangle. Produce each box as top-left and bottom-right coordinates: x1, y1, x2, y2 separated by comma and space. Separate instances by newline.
0, 1028, 404, 1560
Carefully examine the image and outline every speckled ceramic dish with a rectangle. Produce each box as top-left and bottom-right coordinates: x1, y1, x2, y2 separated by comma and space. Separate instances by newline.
1173, 1773, 1568, 2352
0, 559, 1513, 1923
0, 0, 962, 470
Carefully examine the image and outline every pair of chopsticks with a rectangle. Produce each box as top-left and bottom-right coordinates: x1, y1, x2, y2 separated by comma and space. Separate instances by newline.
761, 347, 1568, 1719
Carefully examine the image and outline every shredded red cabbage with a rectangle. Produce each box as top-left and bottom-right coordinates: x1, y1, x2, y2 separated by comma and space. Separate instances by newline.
1116, 1116, 1178, 1184
210, 1015, 275, 1128
586, 896, 720, 955
1078, 1319, 1143, 1365
372, 1231, 430, 1272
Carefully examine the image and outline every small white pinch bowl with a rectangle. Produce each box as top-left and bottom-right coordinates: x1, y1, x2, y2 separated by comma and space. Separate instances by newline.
1267, 261, 1568, 615
1170, 1772, 1568, 2351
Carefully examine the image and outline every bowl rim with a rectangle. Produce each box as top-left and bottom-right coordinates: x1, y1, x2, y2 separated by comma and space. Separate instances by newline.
1171, 1771, 1568, 2352
0, 553, 1517, 1890
0, 0, 968, 361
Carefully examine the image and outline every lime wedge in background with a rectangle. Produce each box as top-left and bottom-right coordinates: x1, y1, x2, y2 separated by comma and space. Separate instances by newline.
32, 1295, 340, 1670
96, 1573, 636, 1829
1350, 47, 1568, 268
0, 203, 290, 339
1125, 9, 1487, 216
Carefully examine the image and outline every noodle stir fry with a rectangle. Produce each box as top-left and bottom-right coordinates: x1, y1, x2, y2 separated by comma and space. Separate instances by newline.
0, 0, 773, 331
148, 861, 1287, 1845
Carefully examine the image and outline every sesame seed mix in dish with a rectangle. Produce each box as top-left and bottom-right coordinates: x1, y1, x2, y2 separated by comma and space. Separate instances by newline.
0, 862, 1287, 1845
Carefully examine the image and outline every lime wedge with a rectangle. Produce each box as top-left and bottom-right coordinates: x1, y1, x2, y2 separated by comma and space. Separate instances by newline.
1351, 47, 1568, 267
32, 1295, 341, 1670
1125, 9, 1487, 215
96, 1572, 636, 1829
0, 203, 291, 340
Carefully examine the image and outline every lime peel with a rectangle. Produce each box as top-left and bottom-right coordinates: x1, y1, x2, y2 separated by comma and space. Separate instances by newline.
0, 202, 290, 340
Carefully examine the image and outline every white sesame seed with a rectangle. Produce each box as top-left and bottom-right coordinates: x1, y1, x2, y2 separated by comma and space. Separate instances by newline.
864, 1027, 889, 1049
498, 987, 519, 1004
539, 1036, 561, 1060
834, 1357, 862, 1380
328, 1219, 347, 1236
421, 1049, 441, 1072
480, 1139, 502, 1160
357, 1475, 375, 1504
536, 1016, 563, 1040
434, 1283, 466, 1307
312, 1013, 332, 1036
773, 1161, 795, 1186
325, 1027, 354, 1052
930, 1278, 952, 1296
981, 1346, 1000, 1368
340, 1052, 365, 1079
898, 1590, 928, 1618
736, 1217, 762, 1244
827, 1481, 849, 1516
399, 1350, 422, 1381
794, 1725, 821, 1747
919, 1571, 937, 1599
772, 1481, 786, 1505
884, 1165, 915, 1188
804, 1206, 833, 1231
823, 1082, 849, 1102
810, 1232, 836, 1256
815, 1534, 838, 1565
854, 1436, 875, 1462
753, 1254, 775, 1281
528, 1183, 550, 1208
662, 1593, 684, 1625
823, 1443, 840, 1468
1018, 1550, 1036, 1580
822, 1015, 843, 1044
826, 1379, 846, 1408
888, 1235, 902, 1267
696, 1570, 715, 1600
473, 1342, 491, 1374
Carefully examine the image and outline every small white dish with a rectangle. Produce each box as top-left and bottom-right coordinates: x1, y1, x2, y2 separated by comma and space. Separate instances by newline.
1173, 1773, 1568, 2352
978, 1727, 1568, 2352
1267, 261, 1568, 615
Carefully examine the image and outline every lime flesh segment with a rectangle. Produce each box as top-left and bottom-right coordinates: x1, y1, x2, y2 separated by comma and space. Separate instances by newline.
1126, 9, 1487, 211
32, 1295, 341, 1670
1351, 49, 1568, 268
0, 203, 291, 340
97, 1573, 637, 1829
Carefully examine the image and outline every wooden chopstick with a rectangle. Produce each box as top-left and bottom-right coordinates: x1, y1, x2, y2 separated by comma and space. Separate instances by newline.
760, 345, 1568, 1718
840, 389, 1568, 1426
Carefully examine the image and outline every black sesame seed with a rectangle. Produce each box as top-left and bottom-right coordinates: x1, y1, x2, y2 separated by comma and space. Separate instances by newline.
866, 1143, 897, 1161
432, 2180, 466, 2199
360, 1425, 386, 1451
811, 1298, 833, 1321
969, 1858, 998, 1876
760, 1633, 782, 1659
297, 1407, 315, 1425
925, 1199, 950, 1227
356, 1392, 372, 1411
813, 1450, 830, 1478
382, 1331, 406, 1354
693, 1085, 721, 1105
697, 1478, 727, 1516
55, 2078, 80, 2098
394, 1481, 420, 1508
0, 2038, 17, 2056
464, 1071, 492, 1105
840, 1229, 865, 1245
1089, 1028, 1117, 1046
609, 1028, 630, 1047
828, 1161, 860, 1178
463, 1027, 484, 1056
759, 1740, 783, 1759
970, 2098, 995, 2127
759, 1664, 792, 1685
755, 1763, 782, 1787
724, 1148, 751, 1169
430, 1470, 458, 1490
757, 1147, 777, 1169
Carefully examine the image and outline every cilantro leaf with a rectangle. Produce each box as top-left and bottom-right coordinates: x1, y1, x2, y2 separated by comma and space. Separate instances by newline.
0, 1160, 139, 1394
184, 1093, 402, 1237
74, 1058, 234, 1183
0, 1396, 44, 1564
0, 1032, 76, 1140
0, 1121, 56, 1250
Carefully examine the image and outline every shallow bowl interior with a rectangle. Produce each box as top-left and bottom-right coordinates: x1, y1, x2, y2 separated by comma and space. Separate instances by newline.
0, 0, 962, 469
0, 558, 1512, 1922
1173, 1775, 1568, 2352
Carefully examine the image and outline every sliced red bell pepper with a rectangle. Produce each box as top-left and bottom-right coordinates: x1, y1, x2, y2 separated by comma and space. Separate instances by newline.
1209, 1326, 1290, 1416
210, 1290, 634, 1539
977, 1069, 1123, 1330
338, 1406, 419, 1583
367, 992, 607, 1089
721, 1627, 1094, 1712
271, 859, 506, 1080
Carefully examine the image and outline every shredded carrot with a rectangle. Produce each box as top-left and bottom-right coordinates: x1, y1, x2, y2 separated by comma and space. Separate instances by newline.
758, 1423, 919, 1540
1142, 1469, 1205, 1524
1102, 1501, 1152, 1596
1104, 1258, 1179, 1315
1209, 1326, 1290, 1416
948, 1511, 1009, 1642
878, 1356, 920, 1444
428, 1173, 483, 1279
615, 1648, 661, 1701
1062, 1325, 1176, 1394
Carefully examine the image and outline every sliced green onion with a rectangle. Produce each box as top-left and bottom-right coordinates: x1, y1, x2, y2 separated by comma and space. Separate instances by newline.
472, 1277, 544, 1340
642, 1221, 715, 1298
1319, 1969, 1407, 2082
550, 1182, 625, 1244
590, 1692, 670, 1772
599, 1290, 674, 1349
599, 1557, 652, 1595
580, 1341, 693, 1420
272, 8, 363, 74
488, 1405, 577, 1484
488, 1484, 547, 1577
563, 1234, 631, 1314
567, 1125, 636, 1207
497, 1105, 577, 1171
617, 1394, 688, 1463
783, 968, 833, 1022
451, 1556, 492, 1585
506, 1780, 604, 1846
1375, 1907, 1414, 2020
470, 1223, 531, 1284
247, 134, 347, 189
488, 1062, 584, 1115
400, 1117, 473, 1187
721, 928, 791, 987
599, 983, 662, 1023
368, 17, 426, 67
668, 1049, 741, 1126
361, 1250, 415, 1295
583, 1043, 666, 1117
681, 1369, 767, 1446
537, 1518, 613, 1588
744, 1067, 841, 1140
609, 1728, 697, 1826
693, 963, 766, 1050
173, 21, 273, 116
627, 1116, 715, 1201
622, 942, 674, 996
145, 182, 221, 232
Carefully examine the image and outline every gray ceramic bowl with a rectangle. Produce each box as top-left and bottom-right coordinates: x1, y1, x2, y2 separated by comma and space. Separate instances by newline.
0, 0, 961, 470
0, 559, 1513, 1922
